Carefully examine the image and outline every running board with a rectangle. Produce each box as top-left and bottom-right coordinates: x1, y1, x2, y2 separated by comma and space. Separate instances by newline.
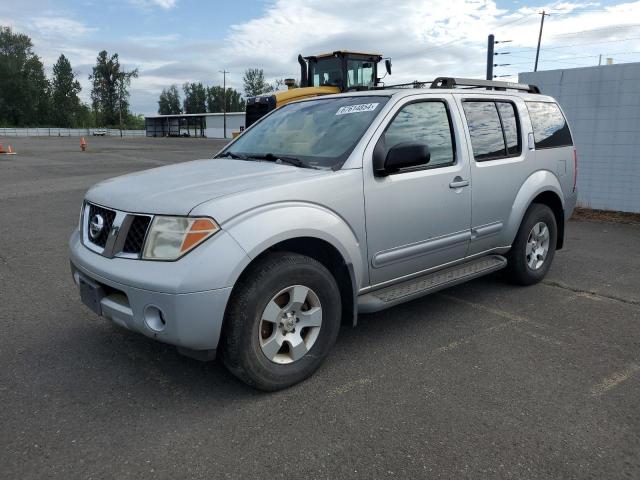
358, 255, 507, 313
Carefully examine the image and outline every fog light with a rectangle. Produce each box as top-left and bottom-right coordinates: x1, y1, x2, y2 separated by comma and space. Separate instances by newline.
144, 305, 166, 332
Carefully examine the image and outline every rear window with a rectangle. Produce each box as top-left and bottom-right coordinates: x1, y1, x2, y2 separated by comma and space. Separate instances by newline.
526, 101, 573, 149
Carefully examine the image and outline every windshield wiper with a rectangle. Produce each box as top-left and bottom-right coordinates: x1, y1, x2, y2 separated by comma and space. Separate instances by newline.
216, 151, 249, 160
246, 153, 317, 169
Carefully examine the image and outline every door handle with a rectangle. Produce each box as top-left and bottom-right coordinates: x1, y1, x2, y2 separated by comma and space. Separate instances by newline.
449, 177, 470, 189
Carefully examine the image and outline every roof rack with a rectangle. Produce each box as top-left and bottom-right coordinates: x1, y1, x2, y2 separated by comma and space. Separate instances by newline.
430, 77, 540, 94
376, 81, 433, 90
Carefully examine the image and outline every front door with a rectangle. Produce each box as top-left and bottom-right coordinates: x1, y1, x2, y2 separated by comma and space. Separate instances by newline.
363, 95, 472, 286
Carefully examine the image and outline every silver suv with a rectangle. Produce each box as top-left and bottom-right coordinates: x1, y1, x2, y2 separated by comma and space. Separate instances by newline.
69, 77, 578, 390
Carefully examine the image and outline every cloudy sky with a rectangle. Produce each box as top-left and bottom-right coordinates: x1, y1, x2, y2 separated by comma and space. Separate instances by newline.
2, 0, 639, 114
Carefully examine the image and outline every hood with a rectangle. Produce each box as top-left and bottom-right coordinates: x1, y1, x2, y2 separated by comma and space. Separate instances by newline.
85, 158, 329, 215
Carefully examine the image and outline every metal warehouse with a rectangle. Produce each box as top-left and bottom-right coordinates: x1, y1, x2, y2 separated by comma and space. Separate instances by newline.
145, 112, 245, 139
520, 62, 640, 213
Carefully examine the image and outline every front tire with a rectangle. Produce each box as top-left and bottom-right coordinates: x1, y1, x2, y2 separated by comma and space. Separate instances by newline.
506, 203, 557, 285
221, 252, 341, 391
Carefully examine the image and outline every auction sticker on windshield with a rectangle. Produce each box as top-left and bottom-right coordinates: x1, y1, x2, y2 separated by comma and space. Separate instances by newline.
335, 103, 379, 115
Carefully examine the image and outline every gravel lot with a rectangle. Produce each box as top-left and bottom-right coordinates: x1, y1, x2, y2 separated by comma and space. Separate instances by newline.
1, 137, 639, 479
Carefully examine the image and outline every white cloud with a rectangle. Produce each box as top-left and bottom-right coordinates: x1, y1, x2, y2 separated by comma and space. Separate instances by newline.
3, 0, 640, 115
131, 0, 178, 10
218, 0, 640, 85
30, 16, 97, 37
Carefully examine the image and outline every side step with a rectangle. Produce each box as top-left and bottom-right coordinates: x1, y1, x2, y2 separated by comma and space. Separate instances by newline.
358, 255, 507, 313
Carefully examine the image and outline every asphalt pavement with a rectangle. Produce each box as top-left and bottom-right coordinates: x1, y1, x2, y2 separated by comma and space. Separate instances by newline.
1, 137, 639, 479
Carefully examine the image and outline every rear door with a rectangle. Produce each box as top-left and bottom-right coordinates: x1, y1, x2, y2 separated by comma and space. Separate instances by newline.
363, 94, 472, 286
457, 95, 530, 255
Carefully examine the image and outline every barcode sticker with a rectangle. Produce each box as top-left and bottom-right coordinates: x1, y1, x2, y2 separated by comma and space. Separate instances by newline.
336, 103, 379, 115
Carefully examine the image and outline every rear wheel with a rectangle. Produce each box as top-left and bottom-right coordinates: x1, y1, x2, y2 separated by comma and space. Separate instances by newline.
221, 252, 341, 391
506, 203, 557, 285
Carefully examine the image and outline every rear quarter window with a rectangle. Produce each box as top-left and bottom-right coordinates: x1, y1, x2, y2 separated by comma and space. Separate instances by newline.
526, 101, 573, 149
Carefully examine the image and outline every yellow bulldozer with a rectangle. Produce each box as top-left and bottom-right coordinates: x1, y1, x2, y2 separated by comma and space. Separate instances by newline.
244, 50, 392, 128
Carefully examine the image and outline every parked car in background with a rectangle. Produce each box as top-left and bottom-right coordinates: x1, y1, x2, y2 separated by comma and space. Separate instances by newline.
69, 78, 577, 390
92, 128, 107, 136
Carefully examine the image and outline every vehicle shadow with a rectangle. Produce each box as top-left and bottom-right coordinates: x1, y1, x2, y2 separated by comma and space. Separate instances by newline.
53, 272, 509, 405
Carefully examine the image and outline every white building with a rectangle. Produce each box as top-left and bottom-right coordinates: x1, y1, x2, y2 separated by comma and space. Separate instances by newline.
145, 112, 245, 139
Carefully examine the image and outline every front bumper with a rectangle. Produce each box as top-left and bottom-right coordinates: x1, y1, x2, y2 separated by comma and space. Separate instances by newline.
69, 229, 249, 351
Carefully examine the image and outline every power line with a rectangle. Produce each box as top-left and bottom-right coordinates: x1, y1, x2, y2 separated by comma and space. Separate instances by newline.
554, 23, 640, 38
419, 12, 535, 55
505, 50, 640, 66
494, 15, 534, 30
508, 36, 640, 52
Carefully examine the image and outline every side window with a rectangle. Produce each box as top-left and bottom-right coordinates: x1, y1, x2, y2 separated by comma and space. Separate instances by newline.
496, 102, 521, 155
347, 60, 374, 88
463, 102, 506, 161
526, 101, 573, 149
463, 100, 522, 161
382, 101, 455, 168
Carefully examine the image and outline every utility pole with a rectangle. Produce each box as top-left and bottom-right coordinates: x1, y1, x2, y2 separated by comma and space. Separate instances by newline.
534, 11, 550, 72
486, 34, 495, 80
219, 69, 229, 139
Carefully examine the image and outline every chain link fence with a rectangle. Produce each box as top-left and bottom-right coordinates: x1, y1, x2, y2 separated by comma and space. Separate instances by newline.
0, 128, 145, 137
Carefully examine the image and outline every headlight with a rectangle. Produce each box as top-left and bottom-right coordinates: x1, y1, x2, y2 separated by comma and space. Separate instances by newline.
142, 216, 219, 261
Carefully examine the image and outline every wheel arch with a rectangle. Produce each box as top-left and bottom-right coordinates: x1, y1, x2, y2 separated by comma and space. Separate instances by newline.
221, 203, 365, 328
506, 170, 566, 250
531, 190, 565, 249
225, 236, 358, 330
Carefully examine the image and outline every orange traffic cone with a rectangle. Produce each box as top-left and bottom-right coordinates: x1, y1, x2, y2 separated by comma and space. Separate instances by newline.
80, 137, 87, 151
6, 145, 16, 155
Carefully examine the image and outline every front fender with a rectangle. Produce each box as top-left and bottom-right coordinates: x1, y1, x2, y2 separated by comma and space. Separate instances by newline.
222, 202, 365, 289
504, 170, 565, 245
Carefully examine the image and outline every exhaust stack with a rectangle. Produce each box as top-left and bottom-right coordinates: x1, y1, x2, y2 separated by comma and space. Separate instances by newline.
297, 54, 308, 87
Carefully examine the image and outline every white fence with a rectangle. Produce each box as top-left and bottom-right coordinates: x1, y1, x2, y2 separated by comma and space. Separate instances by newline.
0, 128, 146, 137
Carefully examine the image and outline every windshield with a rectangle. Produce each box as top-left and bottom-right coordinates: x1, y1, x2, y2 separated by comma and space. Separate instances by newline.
222, 96, 389, 169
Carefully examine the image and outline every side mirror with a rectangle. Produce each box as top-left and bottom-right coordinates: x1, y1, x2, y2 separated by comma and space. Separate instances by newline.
385, 59, 392, 75
373, 140, 431, 176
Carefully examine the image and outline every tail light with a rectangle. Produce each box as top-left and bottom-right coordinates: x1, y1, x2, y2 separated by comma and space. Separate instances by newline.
572, 148, 578, 193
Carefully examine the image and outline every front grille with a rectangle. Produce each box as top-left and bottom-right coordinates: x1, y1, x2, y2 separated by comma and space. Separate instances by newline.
87, 204, 116, 248
123, 216, 151, 254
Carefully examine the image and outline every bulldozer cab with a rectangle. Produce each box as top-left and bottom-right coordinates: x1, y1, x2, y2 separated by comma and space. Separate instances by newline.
244, 50, 390, 128
302, 51, 387, 91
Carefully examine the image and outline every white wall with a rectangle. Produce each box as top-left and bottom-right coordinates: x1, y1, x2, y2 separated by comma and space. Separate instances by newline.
521, 63, 640, 213
204, 113, 245, 139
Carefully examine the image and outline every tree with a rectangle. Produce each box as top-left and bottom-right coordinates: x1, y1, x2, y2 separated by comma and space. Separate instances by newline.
51, 54, 82, 127
225, 88, 246, 112
116, 67, 138, 130
158, 85, 181, 115
243, 68, 270, 97
22, 55, 51, 125
0, 26, 51, 126
89, 50, 138, 127
182, 82, 206, 114
206, 86, 245, 113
